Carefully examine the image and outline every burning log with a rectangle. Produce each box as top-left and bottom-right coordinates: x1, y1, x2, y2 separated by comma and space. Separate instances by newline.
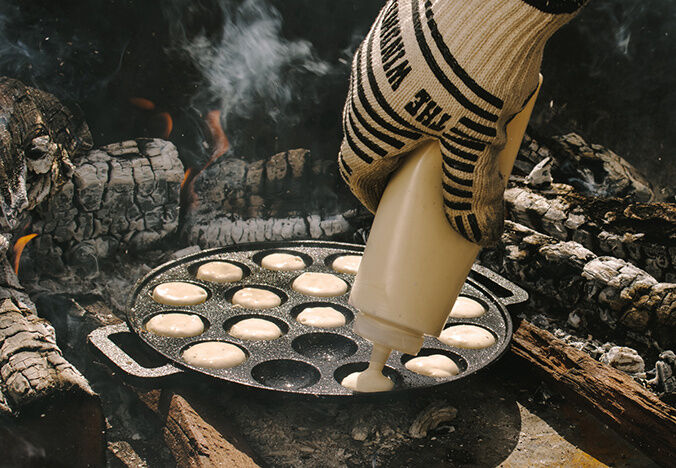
27, 138, 183, 276
478, 220, 675, 349
0, 234, 105, 466
515, 133, 654, 202
183, 148, 367, 246
504, 183, 675, 281
510, 320, 676, 468
0, 76, 92, 231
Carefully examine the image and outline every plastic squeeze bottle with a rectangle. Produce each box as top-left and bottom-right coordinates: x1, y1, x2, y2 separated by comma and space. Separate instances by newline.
349, 77, 543, 366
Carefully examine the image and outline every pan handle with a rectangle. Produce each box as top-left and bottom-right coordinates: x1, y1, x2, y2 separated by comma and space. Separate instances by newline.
88, 323, 182, 379
469, 264, 528, 307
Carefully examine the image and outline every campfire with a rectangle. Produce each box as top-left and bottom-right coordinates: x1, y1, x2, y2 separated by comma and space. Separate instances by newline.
0, 1, 674, 467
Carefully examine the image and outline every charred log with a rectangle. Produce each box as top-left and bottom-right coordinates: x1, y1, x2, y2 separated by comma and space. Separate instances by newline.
478, 221, 675, 348
26, 138, 183, 277
515, 133, 655, 202
0, 77, 92, 231
0, 234, 104, 466
504, 183, 675, 281
183, 148, 366, 246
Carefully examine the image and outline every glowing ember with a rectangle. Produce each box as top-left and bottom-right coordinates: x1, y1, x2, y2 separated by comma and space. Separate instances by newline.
12, 233, 38, 274
129, 97, 156, 111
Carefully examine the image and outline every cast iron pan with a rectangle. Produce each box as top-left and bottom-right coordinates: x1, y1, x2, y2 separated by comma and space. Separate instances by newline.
93, 240, 527, 397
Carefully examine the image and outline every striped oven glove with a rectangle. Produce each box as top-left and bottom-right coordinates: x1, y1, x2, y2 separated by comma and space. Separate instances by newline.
338, 0, 589, 246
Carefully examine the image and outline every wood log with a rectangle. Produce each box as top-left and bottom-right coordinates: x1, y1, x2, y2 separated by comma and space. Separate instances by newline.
135, 388, 260, 468
0, 76, 92, 231
515, 132, 654, 202
478, 220, 675, 349
0, 235, 105, 466
183, 148, 368, 247
504, 183, 675, 281
24, 138, 184, 277
510, 320, 676, 468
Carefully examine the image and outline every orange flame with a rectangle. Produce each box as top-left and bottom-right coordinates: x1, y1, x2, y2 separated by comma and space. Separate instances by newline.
129, 97, 156, 111
204, 110, 230, 169
156, 112, 173, 139
181, 168, 193, 190
12, 233, 38, 274
180, 110, 230, 214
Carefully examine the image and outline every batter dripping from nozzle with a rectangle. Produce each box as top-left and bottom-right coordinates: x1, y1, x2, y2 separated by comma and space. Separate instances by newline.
340, 344, 394, 392
337, 0, 589, 392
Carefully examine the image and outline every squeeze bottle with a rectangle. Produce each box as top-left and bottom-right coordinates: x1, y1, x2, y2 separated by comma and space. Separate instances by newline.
350, 76, 542, 355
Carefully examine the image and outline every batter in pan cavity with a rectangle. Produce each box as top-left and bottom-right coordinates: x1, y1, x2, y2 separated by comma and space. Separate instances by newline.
232, 287, 281, 309
196, 261, 243, 283
228, 317, 283, 341
292, 272, 348, 297
261, 253, 306, 271
145, 313, 205, 337
152, 282, 208, 306
182, 341, 247, 368
331, 255, 362, 275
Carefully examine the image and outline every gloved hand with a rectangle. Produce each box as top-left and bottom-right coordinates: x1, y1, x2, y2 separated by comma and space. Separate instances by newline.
339, 0, 588, 246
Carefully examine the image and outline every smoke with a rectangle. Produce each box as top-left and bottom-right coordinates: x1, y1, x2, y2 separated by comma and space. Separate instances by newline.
183, 0, 330, 132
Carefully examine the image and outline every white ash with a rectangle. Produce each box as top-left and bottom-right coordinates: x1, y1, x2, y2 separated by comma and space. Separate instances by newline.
599, 346, 645, 374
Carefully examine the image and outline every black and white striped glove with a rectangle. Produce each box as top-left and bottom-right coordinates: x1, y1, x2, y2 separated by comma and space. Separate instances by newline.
339, 0, 588, 246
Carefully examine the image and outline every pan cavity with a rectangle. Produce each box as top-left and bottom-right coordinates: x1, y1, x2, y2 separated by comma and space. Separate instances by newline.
291, 303, 352, 329
253, 249, 313, 271
152, 282, 209, 306
438, 324, 496, 349
401, 349, 467, 378
194, 261, 245, 283
334, 362, 402, 393
225, 315, 288, 341
292, 333, 357, 361
448, 296, 487, 319
144, 312, 207, 338
227, 285, 286, 309
292, 272, 348, 297
251, 360, 320, 390
181, 341, 247, 369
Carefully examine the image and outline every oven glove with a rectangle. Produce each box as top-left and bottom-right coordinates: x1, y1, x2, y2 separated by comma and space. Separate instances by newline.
338, 0, 588, 246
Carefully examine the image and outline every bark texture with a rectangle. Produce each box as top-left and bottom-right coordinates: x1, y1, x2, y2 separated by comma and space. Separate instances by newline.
0, 76, 92, 231
511, 320, 676, 467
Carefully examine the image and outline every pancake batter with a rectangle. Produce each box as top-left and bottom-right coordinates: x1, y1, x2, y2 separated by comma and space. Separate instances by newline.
196, 261, 243, 283
404, 354, 460, 378
340, 344, 394, 392
439, 325, 496, 349
261, 253, 306, 271
182, 341, 247, 369
331, 255, 362, 275
296, 306, 346, 328
292, 272, 348, 297
448, 296, 486, 319
228, 317, 283, 340
152, 282, 208, 306
231, 287, 282, 309
145, 313, 205, 338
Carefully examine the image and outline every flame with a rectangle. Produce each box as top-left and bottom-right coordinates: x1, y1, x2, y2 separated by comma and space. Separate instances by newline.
156, 112, 173, 139
12, 233, 38, 274
181, 168, 193, 190
180, 110, 230, 214
204, 110, 230, 169
129, 97, 156, 111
